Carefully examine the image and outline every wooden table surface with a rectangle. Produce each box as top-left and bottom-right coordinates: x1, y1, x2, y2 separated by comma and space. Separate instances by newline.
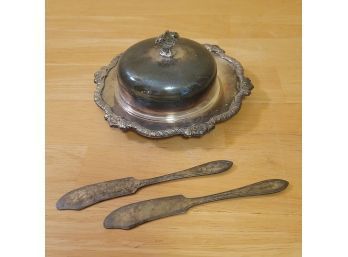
46, 0, 301, 256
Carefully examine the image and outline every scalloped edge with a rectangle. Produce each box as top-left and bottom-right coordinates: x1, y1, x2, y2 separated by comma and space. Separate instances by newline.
93, 44, 253, 138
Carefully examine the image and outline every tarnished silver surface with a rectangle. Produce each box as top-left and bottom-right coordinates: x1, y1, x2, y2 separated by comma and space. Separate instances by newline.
56, 160, 232, 210
117, 36, 217, 108
154, 30, 179, 58
94, 44, 253, 138
104, 179, 289, 230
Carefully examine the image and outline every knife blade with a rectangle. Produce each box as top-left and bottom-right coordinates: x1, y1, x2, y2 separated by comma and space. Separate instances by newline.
104, 179, 289, 230
56, 160, 232, 210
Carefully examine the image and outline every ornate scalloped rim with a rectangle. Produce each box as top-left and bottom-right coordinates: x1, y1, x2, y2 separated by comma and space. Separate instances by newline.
93, 44, 253, 138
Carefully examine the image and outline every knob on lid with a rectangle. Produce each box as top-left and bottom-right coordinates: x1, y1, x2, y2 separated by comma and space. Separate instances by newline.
117, 31, 217, 109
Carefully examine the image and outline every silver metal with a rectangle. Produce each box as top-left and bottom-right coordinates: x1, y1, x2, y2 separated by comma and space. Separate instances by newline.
104, 179, 289, 230
117, 35, 217, 108
154, 30, 179, 58
94, 44, 253, 138
56, 160, 232, 210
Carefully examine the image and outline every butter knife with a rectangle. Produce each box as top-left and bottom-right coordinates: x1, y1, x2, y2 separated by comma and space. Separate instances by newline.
56, 160, 232, 210
104, 179, 289, 230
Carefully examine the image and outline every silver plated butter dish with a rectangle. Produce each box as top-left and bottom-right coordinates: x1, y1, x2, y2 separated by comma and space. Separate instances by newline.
94, 31, 253, 138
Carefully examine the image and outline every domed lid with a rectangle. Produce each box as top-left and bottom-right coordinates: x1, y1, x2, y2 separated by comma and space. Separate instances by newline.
117, 31, 217, 109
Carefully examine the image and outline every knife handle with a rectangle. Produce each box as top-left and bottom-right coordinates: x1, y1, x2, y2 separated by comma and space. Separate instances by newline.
191, 179, 289, 206
138, 160, 232, 187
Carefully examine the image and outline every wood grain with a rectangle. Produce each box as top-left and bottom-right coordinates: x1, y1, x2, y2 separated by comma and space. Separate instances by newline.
46, 0, 301, 256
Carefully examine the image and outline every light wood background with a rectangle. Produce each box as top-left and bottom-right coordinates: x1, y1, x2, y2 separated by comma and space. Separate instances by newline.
46, 0, 301, 256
